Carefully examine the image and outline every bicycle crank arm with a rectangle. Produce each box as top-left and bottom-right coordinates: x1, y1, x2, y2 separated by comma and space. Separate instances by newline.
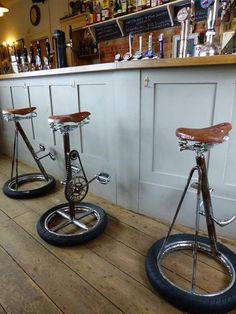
35, 152, 56, 161
77, 172, 110, 189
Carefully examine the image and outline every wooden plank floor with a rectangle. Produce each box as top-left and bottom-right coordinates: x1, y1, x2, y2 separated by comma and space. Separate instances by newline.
0, 153, 236, 314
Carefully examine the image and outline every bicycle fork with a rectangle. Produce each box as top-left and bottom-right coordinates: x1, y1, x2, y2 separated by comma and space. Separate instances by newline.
158, 154, 218, 261
11, 121, 54, 186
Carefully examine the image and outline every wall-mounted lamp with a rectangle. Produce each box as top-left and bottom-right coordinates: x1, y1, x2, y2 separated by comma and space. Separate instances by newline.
0, 2, 9, 16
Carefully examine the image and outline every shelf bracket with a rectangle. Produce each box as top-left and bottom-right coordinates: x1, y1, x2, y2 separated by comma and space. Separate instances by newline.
116, 19, 124, 37
88, 26, 96, 41
167, 3, 174, 27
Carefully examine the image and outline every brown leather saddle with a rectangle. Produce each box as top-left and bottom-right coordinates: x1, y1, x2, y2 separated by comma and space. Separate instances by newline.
48, 111, 90, 124
176, 122, 232, 144
2, 107, 36, 116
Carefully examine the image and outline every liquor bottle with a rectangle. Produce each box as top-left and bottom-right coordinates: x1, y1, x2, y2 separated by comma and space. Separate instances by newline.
93, 1, 97, 23
121, 0, 127, 14
114, 0, 122, 16
109, 0, 114, 18
102, 0, 110, 20
93, 41, 98, 54
85, 4, 90, 25
137, 0, 146, 11
146, 0, 151, 8
81, 0, 86, 12
96, 2, 102, 22
151, 0, 156, 8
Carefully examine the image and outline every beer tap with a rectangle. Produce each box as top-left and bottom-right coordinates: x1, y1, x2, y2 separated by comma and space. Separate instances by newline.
44, 39, 51, 69
35, 41, 43, 70
177, 0, 195, 58
29, 44, 36, 71
200, 0, 235, 56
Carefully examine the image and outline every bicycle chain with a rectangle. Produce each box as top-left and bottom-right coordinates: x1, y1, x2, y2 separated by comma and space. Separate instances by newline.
65, 150, 88, 203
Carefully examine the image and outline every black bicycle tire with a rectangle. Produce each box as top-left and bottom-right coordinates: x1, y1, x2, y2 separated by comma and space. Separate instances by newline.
3, 173, 56, 199
36, 202, 107, 246
145, 234, 236, 314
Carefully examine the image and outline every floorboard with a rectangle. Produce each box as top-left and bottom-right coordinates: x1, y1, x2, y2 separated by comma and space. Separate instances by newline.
0, 154, 236, 314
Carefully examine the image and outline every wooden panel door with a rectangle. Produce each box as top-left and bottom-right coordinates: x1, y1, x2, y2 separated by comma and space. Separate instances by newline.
139, 67, 234, 235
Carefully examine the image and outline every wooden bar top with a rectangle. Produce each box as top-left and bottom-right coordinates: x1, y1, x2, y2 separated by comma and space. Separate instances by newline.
1, 55, 236, 80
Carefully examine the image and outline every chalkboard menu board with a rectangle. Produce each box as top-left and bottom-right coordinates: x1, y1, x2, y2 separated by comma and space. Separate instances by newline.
95, 22, 122, 42
174, 0, 208, 24
123, 9, 171, 35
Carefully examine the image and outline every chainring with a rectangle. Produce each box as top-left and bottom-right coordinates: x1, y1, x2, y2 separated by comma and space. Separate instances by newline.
65, 175, 88, 203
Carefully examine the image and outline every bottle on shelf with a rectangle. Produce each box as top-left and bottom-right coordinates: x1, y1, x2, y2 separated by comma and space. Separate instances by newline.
113, 0, 122, 16
121, 0, 128, 14
93, 1, 98, 23
101, 0, 110, 20
96, 1, 102, 22
151, 0, 157, 8
128, 0, 136, 13
81, 0, 86, 12
109, 0, 114, 17
146, 0, 151, 8
93, 41, 98, 54
137, 0, 147, 11
85, 4, 91, 25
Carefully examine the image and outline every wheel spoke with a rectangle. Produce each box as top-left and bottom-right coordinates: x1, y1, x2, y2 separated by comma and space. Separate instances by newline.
50, 220, 72, 232
56, 208, 90, 231
72, 219, 89, 231
77, 209, 94, 220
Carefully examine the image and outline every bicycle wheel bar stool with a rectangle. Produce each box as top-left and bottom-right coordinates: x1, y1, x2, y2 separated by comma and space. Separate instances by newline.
2, 107, 56, 199
37, 111, 110, 246
145, 122, 236, 314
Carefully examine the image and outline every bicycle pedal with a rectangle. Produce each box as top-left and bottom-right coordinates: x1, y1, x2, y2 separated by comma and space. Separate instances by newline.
96, 172, 110, 184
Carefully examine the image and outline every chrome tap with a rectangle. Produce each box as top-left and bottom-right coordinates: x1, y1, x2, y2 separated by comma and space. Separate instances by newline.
177, 1, 195, 58
200, 0, 235, 56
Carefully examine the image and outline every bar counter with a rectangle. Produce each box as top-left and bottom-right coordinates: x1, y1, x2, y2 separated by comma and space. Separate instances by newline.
0, 55, 235, 79
1, 55, 236, 238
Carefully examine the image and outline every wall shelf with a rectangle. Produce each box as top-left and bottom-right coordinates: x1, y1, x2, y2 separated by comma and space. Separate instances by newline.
83, 0, 190, 41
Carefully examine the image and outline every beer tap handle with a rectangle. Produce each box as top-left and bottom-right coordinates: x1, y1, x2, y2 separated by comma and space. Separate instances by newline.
139, 35, 142, 53
69, 25, 73, 49
46, 39, 50, 60
129, 32, 133, 55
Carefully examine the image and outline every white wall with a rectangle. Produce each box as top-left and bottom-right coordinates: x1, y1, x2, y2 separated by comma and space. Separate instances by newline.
0, 0, 69, 47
